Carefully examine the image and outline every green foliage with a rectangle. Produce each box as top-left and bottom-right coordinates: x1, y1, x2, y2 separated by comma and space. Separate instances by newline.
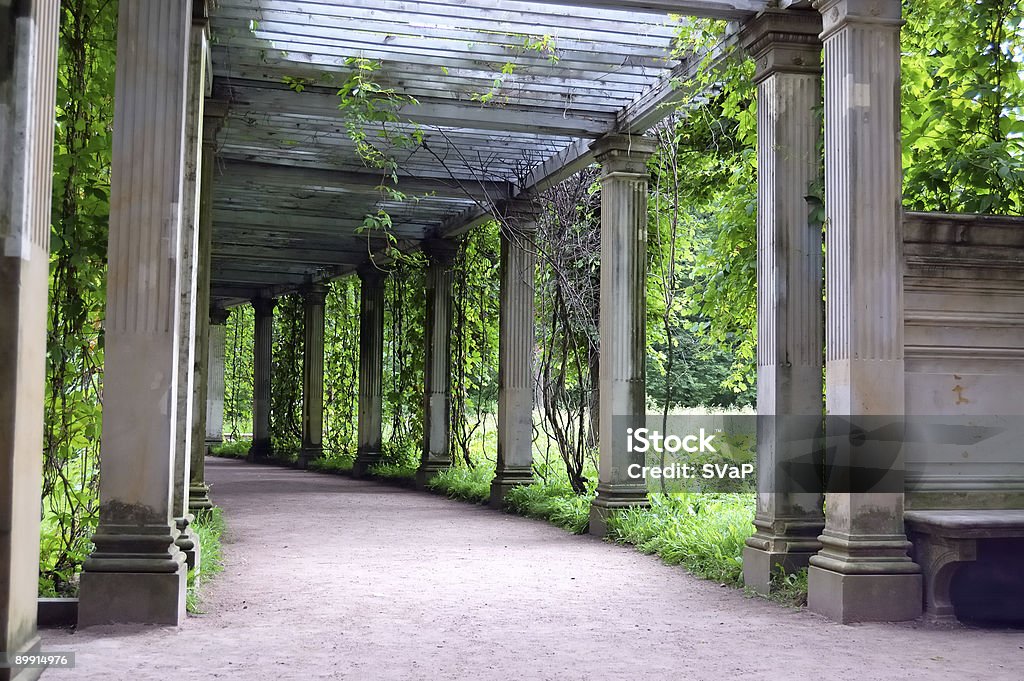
503, 481, 594, 535
426, 465, 495, 504
901, 0, 1024, 214
308, 456, 355, 474
209, 440, 252, 459
607, 493, 754, 585
224, 305, 255, 438
186, 507, 226, 615
764, 566, 808, 608
382, 262, 426, 466
40, 0, 118, 596
323, 278, 361, 458
367, 461, 419, 480
270, 294, 304, 455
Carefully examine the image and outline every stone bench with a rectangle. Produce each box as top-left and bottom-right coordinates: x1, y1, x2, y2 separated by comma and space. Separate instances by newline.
905, 510, 1024, 622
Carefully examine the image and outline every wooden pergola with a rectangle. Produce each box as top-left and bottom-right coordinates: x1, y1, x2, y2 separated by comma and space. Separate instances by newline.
6, 0, 1024, 665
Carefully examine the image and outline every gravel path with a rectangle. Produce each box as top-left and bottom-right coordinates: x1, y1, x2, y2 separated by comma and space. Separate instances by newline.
42, 457, 1023, 681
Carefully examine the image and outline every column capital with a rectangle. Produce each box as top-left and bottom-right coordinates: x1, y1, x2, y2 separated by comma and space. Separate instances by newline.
813, 0, 903, 39
252, 296, 276, 317
357, 262, 389, 287
740, 9, 822, 83
422, 237, 459, 264
302, 282, 329, 306
209, 305, 230, 326
589, 134, 657, 174
497, 195, 542, 228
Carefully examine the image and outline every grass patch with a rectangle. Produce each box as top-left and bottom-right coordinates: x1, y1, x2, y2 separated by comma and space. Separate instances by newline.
368, 461, 418, 480
186, 507, 225, 614
607, 493, 754, 585
427, 465, 494, 503
503, 480, 594, 534
762, 566, 808, 607
308, 456, 355, 474
209, 440, 250, 459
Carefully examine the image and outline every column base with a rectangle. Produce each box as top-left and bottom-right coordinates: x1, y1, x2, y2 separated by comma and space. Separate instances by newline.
188, 483, 213, 511
588, 487, 649, 537
742, 546, 817, 594
352, 449, 382, 478
296, 446, 323, 470
808, 565, 922, 623
416, 458, 450, 490
78, 565, 187, 627
247, 439, 271, 463
173, 518, 201, 573
489, 468, 533, 508
0, 633, 42, 681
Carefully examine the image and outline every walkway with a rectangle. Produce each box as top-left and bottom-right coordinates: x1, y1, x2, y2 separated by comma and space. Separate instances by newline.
43, 458, 1022, 681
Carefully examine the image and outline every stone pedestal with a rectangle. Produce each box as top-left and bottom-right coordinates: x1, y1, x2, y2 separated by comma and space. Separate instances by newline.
0, 1, 59, 676
490, 201, 539, 507
298, 283, 328, 469
249, 297, 275, 462
739, 9, 826, 594
807, 0, 922, 623
173, 11, 208, 554
202, 306, 229, 455
354, 265, 386, 478
588, 134, 657, 537
416, 240, 457, 489
78, 1, 191, 627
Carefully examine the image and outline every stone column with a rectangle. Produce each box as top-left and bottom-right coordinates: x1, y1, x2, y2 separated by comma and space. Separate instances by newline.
188, 104, 222, 513
249, 297, 275, 462
78, 1, 192, 627
416, 239, 457, 489
0, 0, 59, 671
298, 283, 328, 469
490, 201, 539, 506
808, 0, 921, 623
353, 265, 387, 478
740, 10, 826, 595
172, 8, 208, 571
588, 134, 657, 537
203, 306, 230, 455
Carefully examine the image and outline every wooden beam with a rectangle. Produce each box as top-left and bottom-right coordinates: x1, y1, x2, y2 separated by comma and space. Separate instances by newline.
218, 158, 514, 200
530, 0, 766, 18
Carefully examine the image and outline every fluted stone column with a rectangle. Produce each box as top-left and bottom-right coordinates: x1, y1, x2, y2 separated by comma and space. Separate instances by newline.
740, 10, 826, 595
78, 1, 192, 627
490, 201, 539, 506
203, 306, 230, 456
416, 240, 458, 489
0, 0, 59, 673
173, 9, 208, 571
808, 0, 921, 623
188, 107, 222, 513
298, 283, 328, 469
588, 134, 657, 537
249, 297, 275, 462
354, 265, 386, 478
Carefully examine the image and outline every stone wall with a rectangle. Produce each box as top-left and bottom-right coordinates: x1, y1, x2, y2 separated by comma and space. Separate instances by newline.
903, 211, 1024, 509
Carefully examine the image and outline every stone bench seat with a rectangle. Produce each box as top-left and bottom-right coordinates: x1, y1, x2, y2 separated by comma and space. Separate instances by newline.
905, 510, 1024, 622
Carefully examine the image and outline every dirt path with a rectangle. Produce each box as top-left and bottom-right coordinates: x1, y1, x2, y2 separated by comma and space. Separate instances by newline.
41, 457, 1023, 681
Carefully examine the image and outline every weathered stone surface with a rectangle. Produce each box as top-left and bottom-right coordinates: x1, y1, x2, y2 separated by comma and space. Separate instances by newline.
78, 1, 192, 628
354, 265, 386, 478
1, 1, 59, 676
491, 200, 539, 506
739, 8, 825, 594
417, 240, 457, 489
587, 134, 657, 535
249, 297, 275, 462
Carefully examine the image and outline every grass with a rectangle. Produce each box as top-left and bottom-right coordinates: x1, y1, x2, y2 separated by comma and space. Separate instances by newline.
606, 493, 754, 585
367, 461, 418, 480
308, 455, 355, 474
186, 507, 226, 614
503, 480, 594, 534
209, 440, 251, 459
426, 464, 494, 503
763, 566, 809, 607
